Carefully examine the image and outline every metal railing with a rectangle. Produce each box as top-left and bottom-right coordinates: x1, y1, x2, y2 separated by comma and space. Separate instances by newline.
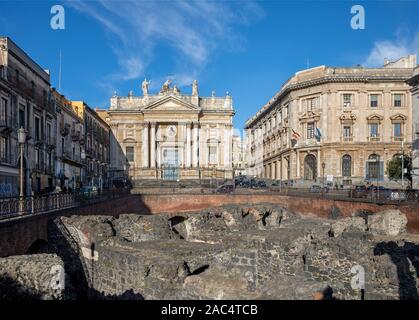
0, 193, 77, 219
0, 189, 130, 220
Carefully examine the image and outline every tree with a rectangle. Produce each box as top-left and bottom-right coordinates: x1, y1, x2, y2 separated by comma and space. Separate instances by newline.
387, 154, 412, 184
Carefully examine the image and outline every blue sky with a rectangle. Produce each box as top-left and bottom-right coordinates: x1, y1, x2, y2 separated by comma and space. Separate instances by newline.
1, 0, 419, 128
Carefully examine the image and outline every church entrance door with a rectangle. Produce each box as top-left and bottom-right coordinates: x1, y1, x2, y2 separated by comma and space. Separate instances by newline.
162, 148, 180, 180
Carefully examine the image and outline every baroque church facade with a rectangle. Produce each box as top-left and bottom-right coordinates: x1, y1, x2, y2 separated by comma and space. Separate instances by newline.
98, 80, 235, 184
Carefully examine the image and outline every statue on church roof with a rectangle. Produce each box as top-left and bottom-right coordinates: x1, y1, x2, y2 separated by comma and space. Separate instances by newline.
173, 85, 180, 95
160, 79, 172, 94
142, 78, 151, 96
192, 80, 198, 96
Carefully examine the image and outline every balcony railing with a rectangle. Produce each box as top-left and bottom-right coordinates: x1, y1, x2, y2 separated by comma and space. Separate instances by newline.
368, 136, 381, 142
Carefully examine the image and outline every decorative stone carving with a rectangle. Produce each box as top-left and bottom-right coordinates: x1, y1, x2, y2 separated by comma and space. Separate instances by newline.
366, 113, 384, 121
390, 113, 407, 121
339, 112, 357, 122
298, 111, 320, 121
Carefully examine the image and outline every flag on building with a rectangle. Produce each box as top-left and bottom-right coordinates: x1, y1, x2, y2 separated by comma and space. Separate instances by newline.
291, 129, 301, 141
314, 128, 322, 141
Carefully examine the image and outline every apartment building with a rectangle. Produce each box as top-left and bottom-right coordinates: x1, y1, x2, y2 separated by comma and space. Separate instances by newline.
0, 37, 55, 196
52, 89, 85, 191
71, 101, 110, 190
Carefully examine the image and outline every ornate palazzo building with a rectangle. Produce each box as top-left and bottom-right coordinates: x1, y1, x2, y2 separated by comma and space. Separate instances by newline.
245, 55, 416, 187
99, 80, 234, 183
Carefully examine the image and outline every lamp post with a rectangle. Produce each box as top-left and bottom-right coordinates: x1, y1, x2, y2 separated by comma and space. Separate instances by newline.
18, 127, 26, 213
321, 162, 326, 197
401, 140, 404, 189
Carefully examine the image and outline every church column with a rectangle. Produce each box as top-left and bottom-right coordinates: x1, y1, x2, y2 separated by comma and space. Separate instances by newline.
150, 122, 156, 168
142, 122, 149, 168
192, 122, 199, 167
186, 122, 192, 167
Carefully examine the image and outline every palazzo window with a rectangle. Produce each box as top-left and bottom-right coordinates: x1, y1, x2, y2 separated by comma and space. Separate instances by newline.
18, 106, 25, 129
35, 117, 40, 141
277, 111, 282, 125
343, 125, 352, 138
0, 98, 7, 125
0, 136, 8, 163
370, 94, 378, 108
369, 123, 379, 138
46, 123, 51, 144
306, 97, 317, 111
307, 122, 315, 139
393, 123, 402, 137
393, 94, 402, 107
283, 105, 288, 119
342, 94, 353, 107
342, 154, 352, 177
125, 146, 134, 162
208, 146, 217, 164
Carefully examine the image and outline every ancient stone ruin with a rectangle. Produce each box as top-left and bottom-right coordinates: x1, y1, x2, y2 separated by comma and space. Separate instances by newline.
1, 205, 419, 300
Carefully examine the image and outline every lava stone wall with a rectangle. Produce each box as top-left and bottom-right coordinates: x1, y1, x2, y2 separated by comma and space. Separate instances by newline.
136, 194, 419, 233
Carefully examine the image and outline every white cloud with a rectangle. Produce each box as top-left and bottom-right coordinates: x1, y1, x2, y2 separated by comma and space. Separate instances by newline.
364, 29, 419, 67
67, 0, 263, 92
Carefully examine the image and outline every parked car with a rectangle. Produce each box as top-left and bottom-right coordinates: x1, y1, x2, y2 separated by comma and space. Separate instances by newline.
309, 185, 329, 193
250, 179, 259, 189
81, 186, 98, 198
350, 185, 368, 198
240, 180, 251, 188
215, 184, 234, 194
367, 186, 389, 193
257, 180, 267, 188
270, 181, 281, 192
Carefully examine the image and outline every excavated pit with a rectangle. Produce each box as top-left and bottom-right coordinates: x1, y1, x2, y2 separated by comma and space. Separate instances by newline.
1, 204, 419, 300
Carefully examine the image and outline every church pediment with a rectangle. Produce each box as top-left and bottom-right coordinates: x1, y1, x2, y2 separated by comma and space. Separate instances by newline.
142, 95, 200, 113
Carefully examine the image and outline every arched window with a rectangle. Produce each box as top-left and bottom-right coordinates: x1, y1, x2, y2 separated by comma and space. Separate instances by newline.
304, 154, 317, 180
342, 154, 352, 177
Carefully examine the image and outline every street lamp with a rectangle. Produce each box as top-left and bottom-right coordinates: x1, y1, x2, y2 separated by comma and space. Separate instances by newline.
401, 140, 405, 189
